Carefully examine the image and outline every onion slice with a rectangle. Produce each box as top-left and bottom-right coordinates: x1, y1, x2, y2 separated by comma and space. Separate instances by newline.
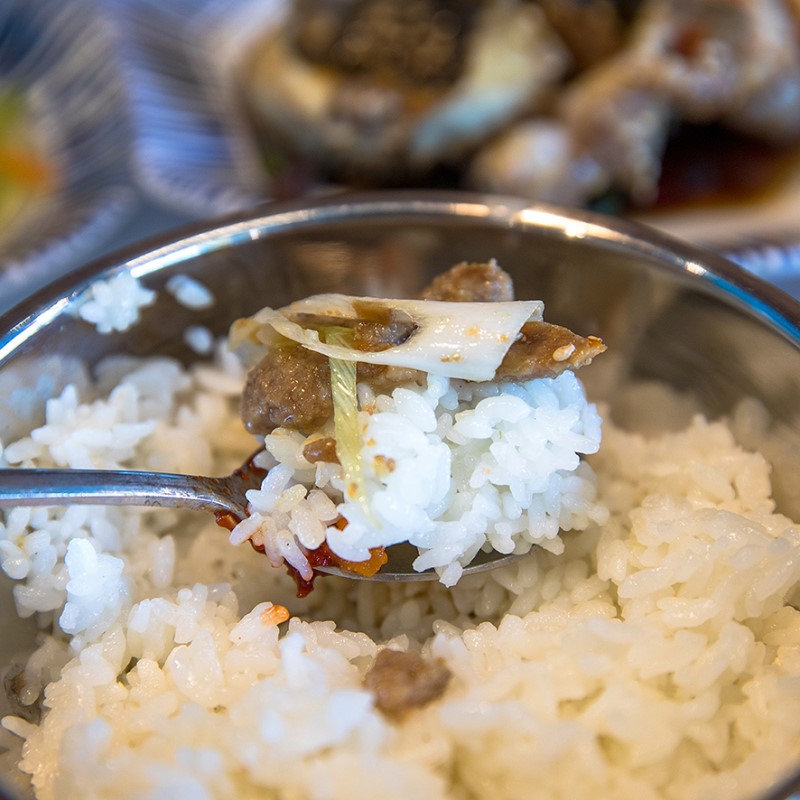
325, 327, 373, 521
238, 294, 543, 381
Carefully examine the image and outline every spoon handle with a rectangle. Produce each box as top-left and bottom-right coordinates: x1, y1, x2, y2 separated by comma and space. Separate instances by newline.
0, 468, 232, 514
0, 469, 526, 581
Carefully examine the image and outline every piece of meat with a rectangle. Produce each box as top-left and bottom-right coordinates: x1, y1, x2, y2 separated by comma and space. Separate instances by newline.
290, 303, 416, 352
302, 436, 340, 464
240, 345, 332, 435
351, 302, 417, 351
497, 321, 607, 381
241, 311, 417, 435
364, 648, 452, 717
244, 0, 568, 181
420, 260, 514, 302
241, 354, 422, 435
422, 262, 606, 380
290, 0, 482, 86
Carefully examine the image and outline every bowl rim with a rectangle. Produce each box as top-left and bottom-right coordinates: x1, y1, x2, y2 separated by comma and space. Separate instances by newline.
1, 189, 800, 363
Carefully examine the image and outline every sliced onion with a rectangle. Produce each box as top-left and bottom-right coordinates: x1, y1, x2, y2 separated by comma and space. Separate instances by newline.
325, 327, 373, 521
245, 294, 543, 381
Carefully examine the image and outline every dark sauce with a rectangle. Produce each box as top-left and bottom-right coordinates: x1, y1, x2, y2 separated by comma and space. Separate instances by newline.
238, 536, 320, 594
215, 511, 241, 532
289, 543, 339, 598
654, 123, 800, 211
286, 542, 389, 598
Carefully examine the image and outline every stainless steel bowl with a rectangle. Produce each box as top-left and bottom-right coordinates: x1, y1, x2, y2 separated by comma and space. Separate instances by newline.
1, 191, 800, 800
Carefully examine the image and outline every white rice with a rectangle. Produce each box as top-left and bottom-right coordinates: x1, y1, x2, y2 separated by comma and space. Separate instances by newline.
1, 350, 800, 800
73, 273, 156, 334
183, 325, 215, 355
165, 275, 215, 310
73, 273, 215, 338
236, 371, 605, 587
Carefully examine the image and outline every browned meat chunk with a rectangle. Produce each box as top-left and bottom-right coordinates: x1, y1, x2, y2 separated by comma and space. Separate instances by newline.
364, 648, 452, 717
242, 0, 568, 182
352, 320, 408, 351
420, 260, 514, 303
290, 0, 481, 87
497, 321, 607, 381
290, 303, 416, 353
241, 345, 332, 435
242, 303, 419, 435
302, 436, 340, 464
241, 354, 422, 435
421, 262, 606, 380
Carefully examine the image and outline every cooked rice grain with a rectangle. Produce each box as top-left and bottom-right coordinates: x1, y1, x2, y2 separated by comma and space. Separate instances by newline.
1, 353, 799, 800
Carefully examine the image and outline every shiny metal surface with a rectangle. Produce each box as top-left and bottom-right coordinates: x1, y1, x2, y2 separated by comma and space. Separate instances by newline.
0, 466, 256, 517
2, 191, 800, 798
0, 465, 522, 581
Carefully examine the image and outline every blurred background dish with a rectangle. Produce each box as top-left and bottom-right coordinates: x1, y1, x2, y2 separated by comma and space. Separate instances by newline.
105, 0, 800, 285
101, 0, 260, 217
0, 0, 135, 304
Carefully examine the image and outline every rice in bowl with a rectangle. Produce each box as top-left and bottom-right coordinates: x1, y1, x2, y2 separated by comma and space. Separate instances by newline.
0, 335, 799, 799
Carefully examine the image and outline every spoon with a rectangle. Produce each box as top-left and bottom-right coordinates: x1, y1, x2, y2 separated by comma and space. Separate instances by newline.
0, 452, 522, 582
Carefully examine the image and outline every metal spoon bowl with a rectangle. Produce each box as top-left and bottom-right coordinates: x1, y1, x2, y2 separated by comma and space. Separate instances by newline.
0, 454, 523, 581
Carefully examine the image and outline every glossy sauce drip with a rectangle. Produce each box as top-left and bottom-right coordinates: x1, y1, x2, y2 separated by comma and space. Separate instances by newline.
215, 511, 241, 532
221, 511, 388, 598
289, 541, 389, 598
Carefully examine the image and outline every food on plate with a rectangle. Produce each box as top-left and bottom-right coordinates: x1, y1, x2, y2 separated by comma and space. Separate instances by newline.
472, 0, 800, 207
238, 0, 800, 208
1, 312, 800, 798
228, 262, 607, 588
239, 0, 569, 185
0, 88, 59, 240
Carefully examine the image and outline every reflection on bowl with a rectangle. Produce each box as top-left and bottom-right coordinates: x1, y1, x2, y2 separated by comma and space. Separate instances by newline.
1, 193, 800, 800
0, 0, 134, 303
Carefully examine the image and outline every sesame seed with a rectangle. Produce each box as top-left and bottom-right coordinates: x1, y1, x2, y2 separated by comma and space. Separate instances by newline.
553, 344, 576, 362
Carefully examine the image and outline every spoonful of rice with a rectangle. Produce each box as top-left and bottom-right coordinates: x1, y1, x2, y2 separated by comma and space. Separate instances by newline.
0, 263, 607, 593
